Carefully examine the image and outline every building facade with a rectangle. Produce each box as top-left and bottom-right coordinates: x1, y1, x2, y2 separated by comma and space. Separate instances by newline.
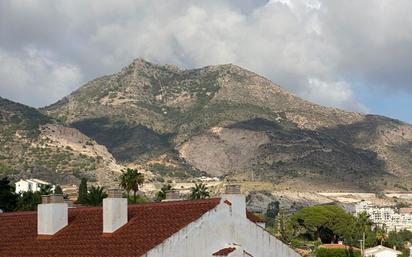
355, 201, 412, 231
15, 178, 51, 194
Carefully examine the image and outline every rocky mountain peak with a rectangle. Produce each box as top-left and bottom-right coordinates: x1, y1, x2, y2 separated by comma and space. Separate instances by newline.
38, 60, 412, 191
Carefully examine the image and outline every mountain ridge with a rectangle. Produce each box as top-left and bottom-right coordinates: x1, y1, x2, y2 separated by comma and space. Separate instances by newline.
0, 96, 123, 185
2, 58, 411, 191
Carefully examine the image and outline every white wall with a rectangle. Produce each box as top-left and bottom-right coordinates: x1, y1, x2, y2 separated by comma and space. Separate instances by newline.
365, 249, 401, 257
142, 199, 301, 257
15, 180, 30, 193
15, 179, 51, 194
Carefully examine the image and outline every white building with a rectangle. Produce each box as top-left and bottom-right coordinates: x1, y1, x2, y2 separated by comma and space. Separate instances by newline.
364, 245, 401, 257
355, 201, 412, 231
15, 178, 51, 194
0, 185, 302, 257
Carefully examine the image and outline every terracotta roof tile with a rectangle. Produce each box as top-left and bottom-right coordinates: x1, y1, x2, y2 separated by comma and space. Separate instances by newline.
0, 198, 220, 257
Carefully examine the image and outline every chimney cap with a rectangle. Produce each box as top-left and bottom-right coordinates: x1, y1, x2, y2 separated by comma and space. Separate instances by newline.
107, 188, 123, 198
165, 191, 179, 199
162, 190, 182, 202
225, 184, 241, 194
42, 194, 64, 204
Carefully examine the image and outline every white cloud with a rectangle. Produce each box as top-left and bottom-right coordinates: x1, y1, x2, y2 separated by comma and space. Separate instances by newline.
0, 0, 411, 112
305, 78, 368, 112
0, 47, 82, 107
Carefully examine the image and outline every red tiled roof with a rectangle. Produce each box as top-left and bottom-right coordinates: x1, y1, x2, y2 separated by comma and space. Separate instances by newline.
0, 198, 220, 257
320, 244, 360, 250
246, 211, 265, 223
212, 247, 236, 256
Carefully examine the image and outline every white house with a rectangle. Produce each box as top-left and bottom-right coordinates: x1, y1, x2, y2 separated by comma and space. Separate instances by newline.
15, 178, 51, 194
364, 245, 402, 257
0, 185, 302, 257
355, 201, 412, 231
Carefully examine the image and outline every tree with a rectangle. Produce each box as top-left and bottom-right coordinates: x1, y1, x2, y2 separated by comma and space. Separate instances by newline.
119, 169, 132, 200
155, 184, 172, 202
290, 205, 355, 243
131, 171, 144, 203
86, 186, 107, 206
356, 211, 373, 254
0, 177, 18, 211
119, 168, 144, 203
16, 191, 41, 211
54, 185, 63, 195
266, 201, 280, 227
277, 211, 294, 243
386, 229, 412, 257
77, 178, 88, 204
39, 184, 53, 195
189, 183, 210, 200
376, 228, 387, 245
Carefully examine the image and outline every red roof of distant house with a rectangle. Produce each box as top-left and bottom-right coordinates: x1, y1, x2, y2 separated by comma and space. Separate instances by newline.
400, 208, 412, 214
246, 211, 265, 223
212, 247, 236, 256
0, 199, 220, 257
320, 244, 360, 250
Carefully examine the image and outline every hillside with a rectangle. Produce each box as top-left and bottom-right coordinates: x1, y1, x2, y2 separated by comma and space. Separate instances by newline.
0, 97, 123, 185
42, 59, 412, 191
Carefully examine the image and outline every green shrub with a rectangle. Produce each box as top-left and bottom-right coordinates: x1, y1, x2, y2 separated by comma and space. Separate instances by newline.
316, 248, 361, 257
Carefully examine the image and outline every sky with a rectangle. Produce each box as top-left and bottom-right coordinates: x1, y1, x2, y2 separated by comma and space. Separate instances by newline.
0, 0, 411, 123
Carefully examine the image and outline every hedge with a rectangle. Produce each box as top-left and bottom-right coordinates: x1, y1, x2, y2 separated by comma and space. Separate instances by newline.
316, 248, 361, 257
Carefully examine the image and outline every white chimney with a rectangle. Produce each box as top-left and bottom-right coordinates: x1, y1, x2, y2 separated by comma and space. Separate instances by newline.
103, 189, 127, 233
37, 195, 68, 236
222, 185, 246, 219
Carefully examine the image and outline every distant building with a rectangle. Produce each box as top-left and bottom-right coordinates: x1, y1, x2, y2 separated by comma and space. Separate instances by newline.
355, 201, 412, 231
15, 179, 51, 194
364, 245, 401, 257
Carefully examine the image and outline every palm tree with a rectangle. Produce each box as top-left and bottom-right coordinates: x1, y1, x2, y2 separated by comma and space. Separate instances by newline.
119, 168, 144, 203
155, 184, 172, 202
356, 211, 373, 255
376, 228, 387, 246
189, 183, 210, 200
132, 172, 144, 203
39, 184, 53, 195
86, 186, 107, 206
119, 169, 133, 200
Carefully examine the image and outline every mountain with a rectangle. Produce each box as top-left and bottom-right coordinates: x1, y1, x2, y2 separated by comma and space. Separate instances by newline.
42, 59, 412, 191
0, 97, 123, 185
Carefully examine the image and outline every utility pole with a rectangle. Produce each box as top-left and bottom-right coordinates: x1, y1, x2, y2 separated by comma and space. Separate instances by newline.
359, 239, 364, 256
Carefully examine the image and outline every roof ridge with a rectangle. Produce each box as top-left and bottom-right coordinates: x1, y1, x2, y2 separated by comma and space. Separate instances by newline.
0, 198, 222, 216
